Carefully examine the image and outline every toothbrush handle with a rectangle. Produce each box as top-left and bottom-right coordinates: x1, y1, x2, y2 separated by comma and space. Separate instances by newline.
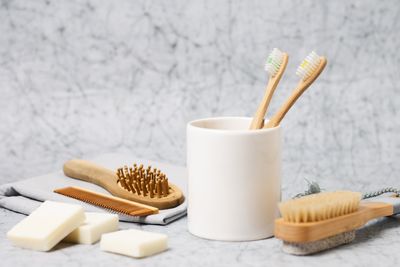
264, 57, 327, 128
264, 82, 309, 128
249, 53, 288, 130
249, 80, 279, 129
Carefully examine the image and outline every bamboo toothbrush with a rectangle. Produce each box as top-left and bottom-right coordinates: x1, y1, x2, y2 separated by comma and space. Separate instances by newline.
264, 51, 327, 129
249, 48, 289, 129
275, 191, 400, 255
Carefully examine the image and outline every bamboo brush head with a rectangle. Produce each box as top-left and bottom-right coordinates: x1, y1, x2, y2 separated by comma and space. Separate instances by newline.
296, 51, 325, 81
279, 191, 361, 223
265, 48, 285, 77
116, 164, 172, 199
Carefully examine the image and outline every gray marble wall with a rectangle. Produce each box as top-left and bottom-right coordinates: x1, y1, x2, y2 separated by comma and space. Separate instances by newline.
1, 0, 399, 196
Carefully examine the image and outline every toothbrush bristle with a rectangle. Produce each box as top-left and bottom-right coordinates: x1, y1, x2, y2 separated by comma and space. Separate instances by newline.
296, 51, 321, 81
264, 48, 284, 77
279, 191, 361, 223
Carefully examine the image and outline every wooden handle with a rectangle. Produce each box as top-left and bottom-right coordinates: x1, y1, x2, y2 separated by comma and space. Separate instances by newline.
54, 186, 159, 216
63, 159, 118, 189
264, 57, 327, 128
274, 201, 393, 243
249, 53, 289, 130
63, 159, 185, 210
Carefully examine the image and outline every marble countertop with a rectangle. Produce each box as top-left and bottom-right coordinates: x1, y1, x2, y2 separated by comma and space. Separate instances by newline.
2, 205, 400, 267
1, 0, 400, 266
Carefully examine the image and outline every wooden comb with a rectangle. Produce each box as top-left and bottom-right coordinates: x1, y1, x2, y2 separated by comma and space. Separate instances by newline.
54, 186, 159, 216
63, 159, 184, 209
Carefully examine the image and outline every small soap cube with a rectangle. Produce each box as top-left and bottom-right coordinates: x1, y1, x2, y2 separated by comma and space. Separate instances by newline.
7, 201, 85, 251
100, 229, 168, 258
64, 212, 119, 244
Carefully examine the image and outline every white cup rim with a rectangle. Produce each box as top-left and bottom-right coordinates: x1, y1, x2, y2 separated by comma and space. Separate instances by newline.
187, 116, 280, 135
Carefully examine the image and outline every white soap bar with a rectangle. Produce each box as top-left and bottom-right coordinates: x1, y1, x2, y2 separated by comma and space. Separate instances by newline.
64, 212, 119, 244
7, 201, 85, 251
100, 229, 168, 258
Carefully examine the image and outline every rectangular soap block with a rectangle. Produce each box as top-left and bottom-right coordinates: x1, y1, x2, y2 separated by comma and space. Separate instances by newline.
100, 229, 168, 258
7, 201, 85, 251
64, 212, 119, 244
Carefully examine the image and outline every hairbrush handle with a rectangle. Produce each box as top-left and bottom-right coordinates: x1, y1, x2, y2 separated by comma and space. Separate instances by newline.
63, 159, 184, 210
64, 159, 118, 190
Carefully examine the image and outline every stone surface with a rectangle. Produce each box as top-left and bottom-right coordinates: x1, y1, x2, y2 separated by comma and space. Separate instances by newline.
2, 208, 400, 266
1, 0, 400, 265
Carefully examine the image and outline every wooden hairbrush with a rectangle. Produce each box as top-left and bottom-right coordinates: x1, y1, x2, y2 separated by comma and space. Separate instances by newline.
63, 159, 184, 209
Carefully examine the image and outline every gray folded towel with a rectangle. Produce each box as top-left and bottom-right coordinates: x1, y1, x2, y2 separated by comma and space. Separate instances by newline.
0, 153, 187, 225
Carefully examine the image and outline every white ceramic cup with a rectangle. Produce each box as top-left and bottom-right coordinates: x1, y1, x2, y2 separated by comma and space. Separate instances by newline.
187, 117, 281, 241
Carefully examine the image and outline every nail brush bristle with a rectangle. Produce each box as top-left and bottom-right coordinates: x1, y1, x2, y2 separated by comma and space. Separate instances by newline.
279, 191, 362, 223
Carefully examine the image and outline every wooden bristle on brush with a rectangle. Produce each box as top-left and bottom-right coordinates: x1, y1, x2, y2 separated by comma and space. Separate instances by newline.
116, 164, 170, 199
54, 186, 159, 216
